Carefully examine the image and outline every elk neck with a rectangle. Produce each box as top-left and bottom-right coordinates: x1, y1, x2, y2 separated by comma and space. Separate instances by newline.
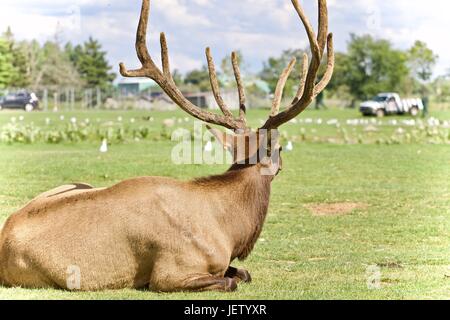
193, 163, 274, 261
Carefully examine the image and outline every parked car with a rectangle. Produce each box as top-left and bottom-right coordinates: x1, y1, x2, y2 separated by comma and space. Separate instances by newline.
360, 93, 423, 117
0, 91, 39, 112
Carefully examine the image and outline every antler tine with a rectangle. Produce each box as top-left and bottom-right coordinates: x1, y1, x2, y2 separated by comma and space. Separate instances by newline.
160, 32, 173, 80
294, 53, 309, 102
119, 65, 148, 78
119, 0, 159, 78
120, 0, 247, 131
135, 0, 151, 65
262, 0, 334, 129
271, 58, 296, 117
317, 0, 328, 55
292, 0, 324, 103
314, 33, 334, 97
231, 52, 247, 125
291, 0, 320, 62
206, 48, 234, 119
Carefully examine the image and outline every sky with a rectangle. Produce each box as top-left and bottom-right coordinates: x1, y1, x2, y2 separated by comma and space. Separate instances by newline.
0, 0, 449, 78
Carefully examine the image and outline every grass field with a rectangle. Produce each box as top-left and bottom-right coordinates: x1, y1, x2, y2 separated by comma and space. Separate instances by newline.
0, 107, 449, 300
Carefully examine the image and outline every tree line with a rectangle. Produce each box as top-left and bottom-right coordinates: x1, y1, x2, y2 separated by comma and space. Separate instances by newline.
1, 29, 449, 106
181, 34, 448, 106
0, 28, 115, 91
323, 34, 440, 106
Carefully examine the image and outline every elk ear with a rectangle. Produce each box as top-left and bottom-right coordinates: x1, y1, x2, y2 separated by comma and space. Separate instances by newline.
206, 125, 234, 152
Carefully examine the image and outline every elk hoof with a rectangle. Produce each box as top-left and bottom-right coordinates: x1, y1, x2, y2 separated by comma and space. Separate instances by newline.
225, 278, 238, 292
239, 270, 252, 283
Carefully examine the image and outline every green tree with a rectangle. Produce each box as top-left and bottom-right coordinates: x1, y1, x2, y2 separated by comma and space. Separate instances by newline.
0, 28, 22, 89
260, 49, 307, 95
433, 76, 450, 103
11, 40, 82, 90
19, 40, 46, 90
67, 37, 116, 89
321, 52, 349, 94
342, 34, 409, 104
184, 66, 211, 92
0, 28, 83, 90
2, 28, 29, 88
11, 41, 31, 88
0, 38, 16, 89
38, 41, 81, 88
408, 40, 438, 82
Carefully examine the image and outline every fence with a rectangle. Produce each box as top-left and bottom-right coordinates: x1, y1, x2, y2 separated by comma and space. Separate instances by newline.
0, 86, 275, 112
33, 87, 116, 111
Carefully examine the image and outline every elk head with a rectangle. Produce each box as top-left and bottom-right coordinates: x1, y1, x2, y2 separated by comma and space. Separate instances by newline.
120, 0, 334, 177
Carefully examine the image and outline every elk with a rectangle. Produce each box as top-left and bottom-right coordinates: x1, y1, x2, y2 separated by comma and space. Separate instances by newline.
0, 0, 333, 292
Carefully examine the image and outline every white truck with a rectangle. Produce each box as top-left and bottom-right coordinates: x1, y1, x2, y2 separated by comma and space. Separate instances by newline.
360, 93, 424, 117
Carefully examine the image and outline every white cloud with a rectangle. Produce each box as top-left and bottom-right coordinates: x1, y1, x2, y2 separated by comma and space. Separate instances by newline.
153, 0, 212, 27
0, 7, 59, 41
0, 0, 448, 76
191, 0, 212, 7
170, 52, 203, 71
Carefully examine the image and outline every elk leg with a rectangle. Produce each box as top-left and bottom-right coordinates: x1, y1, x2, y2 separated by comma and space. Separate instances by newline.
225, 266, 252, 283
180, 275, 238, 292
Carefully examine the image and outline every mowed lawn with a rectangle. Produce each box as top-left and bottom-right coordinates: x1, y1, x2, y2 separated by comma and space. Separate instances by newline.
0, 108, 449, 300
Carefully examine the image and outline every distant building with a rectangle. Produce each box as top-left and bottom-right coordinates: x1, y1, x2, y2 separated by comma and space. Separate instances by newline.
118, 78, 155, 96
184, 91, 240, 110
117, 77, 271, 110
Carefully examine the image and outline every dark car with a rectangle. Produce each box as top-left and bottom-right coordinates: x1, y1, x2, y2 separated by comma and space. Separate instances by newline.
0, 91, 39, 112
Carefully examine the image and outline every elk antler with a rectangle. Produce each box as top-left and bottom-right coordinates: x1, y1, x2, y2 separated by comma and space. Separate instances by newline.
120, 0, 334, 131
120, 0, 247, 131
262, 0, 334, 129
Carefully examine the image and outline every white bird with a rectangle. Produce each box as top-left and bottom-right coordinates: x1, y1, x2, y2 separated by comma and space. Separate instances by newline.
327, 119, 338, 126
204, 141, 213, 152
285, 141, 294, 152
100, 139, 108, 153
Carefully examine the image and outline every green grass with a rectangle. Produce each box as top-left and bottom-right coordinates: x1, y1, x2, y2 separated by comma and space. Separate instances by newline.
0, 108, 449, 300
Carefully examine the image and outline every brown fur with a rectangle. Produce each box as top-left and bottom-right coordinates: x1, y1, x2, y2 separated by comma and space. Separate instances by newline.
0, 162, 275, 292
